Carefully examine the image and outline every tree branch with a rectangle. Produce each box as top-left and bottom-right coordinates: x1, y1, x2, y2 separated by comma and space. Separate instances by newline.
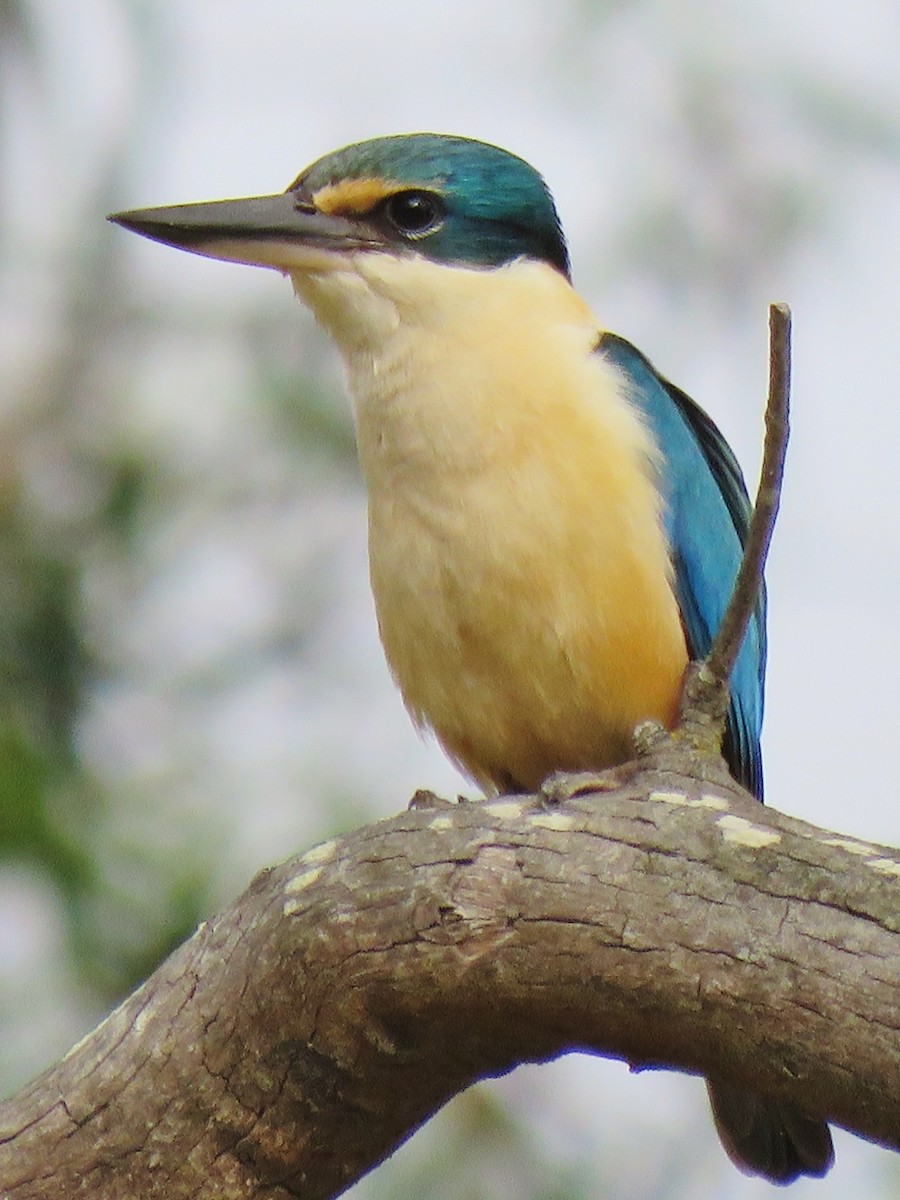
1, 772, 898, 1199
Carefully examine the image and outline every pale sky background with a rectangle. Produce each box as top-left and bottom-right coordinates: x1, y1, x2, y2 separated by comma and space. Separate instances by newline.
2, 2, 899, 1198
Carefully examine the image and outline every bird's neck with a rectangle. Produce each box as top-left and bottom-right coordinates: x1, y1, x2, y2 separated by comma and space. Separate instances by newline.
291, 255, 646, 495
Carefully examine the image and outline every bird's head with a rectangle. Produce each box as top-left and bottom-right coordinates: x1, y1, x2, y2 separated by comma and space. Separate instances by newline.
109, 133, 570, 282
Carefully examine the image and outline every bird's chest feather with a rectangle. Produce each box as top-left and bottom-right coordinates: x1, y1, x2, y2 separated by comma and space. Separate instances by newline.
296, 257, 689, 789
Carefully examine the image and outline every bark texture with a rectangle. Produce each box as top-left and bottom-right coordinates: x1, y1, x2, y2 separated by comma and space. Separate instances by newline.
1, 765, 898, 1199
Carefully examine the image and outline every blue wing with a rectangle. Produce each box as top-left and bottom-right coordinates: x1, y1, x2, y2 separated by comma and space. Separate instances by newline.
597, 333, 766, 799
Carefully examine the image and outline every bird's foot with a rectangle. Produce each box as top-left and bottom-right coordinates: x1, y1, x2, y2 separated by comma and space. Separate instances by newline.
407, 788, 457, 811
540, 767, 629, 806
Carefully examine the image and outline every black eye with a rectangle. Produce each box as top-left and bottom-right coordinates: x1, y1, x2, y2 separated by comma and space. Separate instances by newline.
382, 191, 444, 238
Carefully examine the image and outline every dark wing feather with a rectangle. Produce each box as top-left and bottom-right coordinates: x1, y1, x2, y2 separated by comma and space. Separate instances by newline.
596, 333, 766, 798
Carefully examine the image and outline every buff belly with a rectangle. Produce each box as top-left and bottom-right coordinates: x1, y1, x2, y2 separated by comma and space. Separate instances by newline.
368, 451, 688, 793
294, 254, 689, 793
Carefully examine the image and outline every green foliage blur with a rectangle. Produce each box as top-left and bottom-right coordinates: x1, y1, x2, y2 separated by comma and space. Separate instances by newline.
0, 0, 362, 1052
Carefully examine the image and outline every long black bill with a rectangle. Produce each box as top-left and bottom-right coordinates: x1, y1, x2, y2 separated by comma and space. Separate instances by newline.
109, 191, 385, 270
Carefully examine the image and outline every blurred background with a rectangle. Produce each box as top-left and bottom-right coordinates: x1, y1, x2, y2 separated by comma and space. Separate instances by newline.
1, 1, 899, 1197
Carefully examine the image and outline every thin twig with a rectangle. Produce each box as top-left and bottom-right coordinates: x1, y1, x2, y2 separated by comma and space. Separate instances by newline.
664, 303, 792, 765
704, 302, 791, 687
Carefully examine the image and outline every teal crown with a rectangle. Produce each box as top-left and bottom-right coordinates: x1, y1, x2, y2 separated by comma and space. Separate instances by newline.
294, 133, 570, 277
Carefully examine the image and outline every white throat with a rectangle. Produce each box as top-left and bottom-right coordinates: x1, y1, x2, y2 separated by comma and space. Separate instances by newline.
290, 253, 617, 488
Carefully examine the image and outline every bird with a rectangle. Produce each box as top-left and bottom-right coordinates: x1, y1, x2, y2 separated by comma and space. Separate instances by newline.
110, 132, 833, 1184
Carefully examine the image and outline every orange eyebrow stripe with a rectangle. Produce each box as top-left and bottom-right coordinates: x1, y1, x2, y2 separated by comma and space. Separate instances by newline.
313, 177, 412, 216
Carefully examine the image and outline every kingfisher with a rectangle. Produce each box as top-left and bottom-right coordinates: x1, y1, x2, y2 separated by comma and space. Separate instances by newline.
111, 133, 833, 1183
